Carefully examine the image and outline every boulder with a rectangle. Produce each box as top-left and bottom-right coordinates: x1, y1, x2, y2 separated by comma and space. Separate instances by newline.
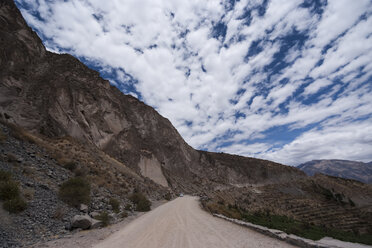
71, 215, 93, 230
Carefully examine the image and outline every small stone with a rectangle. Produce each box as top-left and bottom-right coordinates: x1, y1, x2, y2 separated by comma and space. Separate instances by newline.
80, 204, 88, 213
90, 211, 100, 218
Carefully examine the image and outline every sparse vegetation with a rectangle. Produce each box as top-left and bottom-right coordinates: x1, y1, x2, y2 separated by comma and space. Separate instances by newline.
129, 192, 151, 212
57, 158, 77, 171
0, 169, 12, 181
74, 167, 87, 177
0, 129, 6, 142
0, 169, 27, 213
5, 153, 17, 163
58, 177, 90, 207
124, 203, 133, 211
5, 121, 36, 144
204, 201, 242, 219
52, 207, 66, 220
3, 196, 27, 213
109, 198, 120, 213
0, 180, 20, 200
164, 192, 172, 201
95, 211, 111, 226
120, 210, 128, 218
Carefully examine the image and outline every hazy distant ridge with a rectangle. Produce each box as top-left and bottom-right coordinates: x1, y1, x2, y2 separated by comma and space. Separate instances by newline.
298, 159, 372, 184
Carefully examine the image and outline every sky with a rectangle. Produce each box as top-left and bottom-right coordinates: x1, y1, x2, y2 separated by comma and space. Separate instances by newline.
15, 0, 372, 166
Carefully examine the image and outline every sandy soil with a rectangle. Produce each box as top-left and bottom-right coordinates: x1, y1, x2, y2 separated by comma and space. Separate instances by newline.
93, 196, 296, 248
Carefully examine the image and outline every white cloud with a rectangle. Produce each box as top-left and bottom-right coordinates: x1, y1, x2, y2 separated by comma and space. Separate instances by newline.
303, 79, 332, 96
16, 0, 372, 165
261, 120, 372, 165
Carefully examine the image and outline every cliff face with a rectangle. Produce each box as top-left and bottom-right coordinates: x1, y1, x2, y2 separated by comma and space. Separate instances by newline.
298, 160, 372, 184
0, 0, 304, 191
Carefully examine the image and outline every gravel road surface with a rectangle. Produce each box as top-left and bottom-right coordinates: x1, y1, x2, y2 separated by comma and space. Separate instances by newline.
94, 196, 296, 248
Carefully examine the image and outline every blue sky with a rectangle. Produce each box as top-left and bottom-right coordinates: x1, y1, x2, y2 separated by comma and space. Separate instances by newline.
15, 0, 372, 165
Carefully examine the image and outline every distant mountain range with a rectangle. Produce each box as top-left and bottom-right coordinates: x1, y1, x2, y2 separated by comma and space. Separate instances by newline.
298, 160, 372, 184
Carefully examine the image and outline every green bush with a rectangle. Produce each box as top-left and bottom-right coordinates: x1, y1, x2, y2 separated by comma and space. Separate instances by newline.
0, 180, 20, 200
0, 169, 12, 182
109, 198, 120, 213
59, 177, 90, 207
3, 196, 27, 213
95, 211, 110, 226
129, 192, 151, 212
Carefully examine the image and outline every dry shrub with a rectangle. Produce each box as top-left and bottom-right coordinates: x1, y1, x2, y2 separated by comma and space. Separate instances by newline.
0, 169, 27, 213
205, 202, 242, 219
3, 197, 27, 213
59, 177, 91, 207
164, 192, 172, 201
0, 129, 6, 142
6, 122, 36, 144
74, 167, 87, 177
120, 210, 128, 218
95, 211, 111, 226
0, 180, 20, 201
129, 192, 151, 212
109, 198, 120, 213
23, 188, 35, 200
57, 158, 77, 171
6, 153, 17, 163
22, 166, 36, 176
0, 169, 12, 181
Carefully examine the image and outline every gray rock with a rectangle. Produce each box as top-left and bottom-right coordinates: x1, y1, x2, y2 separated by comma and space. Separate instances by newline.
90, 219, 103, 229
90, 211, 100, 218
80, 204, 88, 213
71, 215, 93, 230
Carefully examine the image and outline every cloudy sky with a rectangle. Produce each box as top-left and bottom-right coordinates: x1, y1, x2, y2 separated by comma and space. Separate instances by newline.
15, 0, 372, 165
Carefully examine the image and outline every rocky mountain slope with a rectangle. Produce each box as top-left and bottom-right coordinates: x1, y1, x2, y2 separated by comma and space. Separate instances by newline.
0, 0, 304, 192
0, 119, 170, 247
298, 160, 372, 184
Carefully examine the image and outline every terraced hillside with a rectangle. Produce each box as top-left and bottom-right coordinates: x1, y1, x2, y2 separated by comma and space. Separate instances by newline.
204, 175, 372, 237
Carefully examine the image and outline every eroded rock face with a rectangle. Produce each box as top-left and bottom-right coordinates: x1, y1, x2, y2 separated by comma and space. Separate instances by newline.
138, 155, 169, 188
0, 0, 305, 192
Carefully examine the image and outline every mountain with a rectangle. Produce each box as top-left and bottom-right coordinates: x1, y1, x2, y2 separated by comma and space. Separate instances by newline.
0, 0, 304, 192
298, 160, 372, 184
1, 1, 372, 246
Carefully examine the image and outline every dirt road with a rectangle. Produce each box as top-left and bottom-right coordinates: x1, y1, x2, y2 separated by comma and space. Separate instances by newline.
94, 196, 295, 248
